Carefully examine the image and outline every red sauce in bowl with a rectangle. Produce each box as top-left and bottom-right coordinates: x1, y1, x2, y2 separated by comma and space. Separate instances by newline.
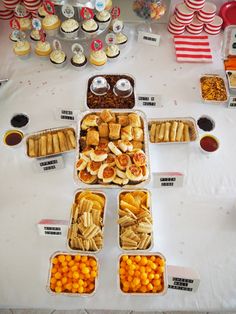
200, 135, 219, 152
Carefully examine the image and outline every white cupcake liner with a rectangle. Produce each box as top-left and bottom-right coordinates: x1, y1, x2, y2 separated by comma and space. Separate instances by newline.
50, 58, 67, 68
60, 27, 79, 39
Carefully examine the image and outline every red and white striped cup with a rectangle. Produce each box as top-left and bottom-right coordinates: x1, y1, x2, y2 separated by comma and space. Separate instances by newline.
207, 16, 223, 30
175, 3, 194, 17
186, 25, 203, 34
23, 0, 42, 12
189, 16, 204, 29
184, 0, 205, 11
0, 9, 14, 19
169, 15, 185, 31
3, 0, 21, 10
204, 25, 221, 35
199, 2, 216, 16
196, 12, 214, 24
175, 14, 193, 25
168, 24, 185, 35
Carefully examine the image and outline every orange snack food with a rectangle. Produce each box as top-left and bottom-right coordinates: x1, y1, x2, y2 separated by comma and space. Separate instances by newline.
119, 255, 165, 294
49, 254, 98, 294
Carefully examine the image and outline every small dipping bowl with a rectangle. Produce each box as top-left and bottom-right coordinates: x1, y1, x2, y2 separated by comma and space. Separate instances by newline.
3, 129, 24, 148
90, 76, 110, 95
10, 113, 29, 129
197, 115, 215, 132
113, 79, 133, 98
199, 134, 219, 154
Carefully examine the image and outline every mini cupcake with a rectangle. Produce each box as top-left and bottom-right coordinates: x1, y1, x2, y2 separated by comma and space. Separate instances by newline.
9, 31, 18, 42
115, 32, 128, 47
105, 44, 120, 61
35, 40, 52, 57
42, 14, 61, 36
60, 18, 79, 39
94, 10, 111, 30
30, 29, 41, 41
38, 5, 47, 19
17, 17, 32, 31
50, 49, 67, 68
81, 18, 99, 34
89, 49, 107, 69
71, 52, 87, 70
13, 40, 31, 59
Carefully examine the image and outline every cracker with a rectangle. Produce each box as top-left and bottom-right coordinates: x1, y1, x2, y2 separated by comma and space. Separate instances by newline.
136, 222, 152, 234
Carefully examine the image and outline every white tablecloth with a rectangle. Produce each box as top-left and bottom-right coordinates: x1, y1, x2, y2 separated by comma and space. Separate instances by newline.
1, 0, 236, 310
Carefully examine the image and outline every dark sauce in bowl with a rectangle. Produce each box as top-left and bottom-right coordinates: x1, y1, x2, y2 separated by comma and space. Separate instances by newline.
4, 130, 23, 146
11, 114, 29, 128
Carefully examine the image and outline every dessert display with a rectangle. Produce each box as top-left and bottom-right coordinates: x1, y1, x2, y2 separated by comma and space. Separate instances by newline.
67, 190, 106, 252
75, 109, 149, 187
60, 18, 79, 39
118, 190, 153, 251
200, 75, 228, 102
13, 39, 31, 57
48, 253, 98, 294
87, 75, 135, 109
26, 127, 76, 158
35, 40, 51, 56
149, 119, 198, 143
3, 129, 24, 147
119, 254, 166, 294
200, 134, 219, 153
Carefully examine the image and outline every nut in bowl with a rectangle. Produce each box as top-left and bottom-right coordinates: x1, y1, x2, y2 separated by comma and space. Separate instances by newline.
118, 190, 153, 251
75, 109, 150, 188
67, 190, 106, 253
200, 74, 228, 103
119, 253, 167, 295
48, 252, 98, 295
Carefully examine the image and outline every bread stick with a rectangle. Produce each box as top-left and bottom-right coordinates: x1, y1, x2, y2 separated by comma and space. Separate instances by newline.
164, 122, 171, 142
158, 123, 165, 141
40, 135, 47, 156
67, 129, 76, 148
47, 133, 53, 154
58, 131, 67, 152
52, 133, 60, 153
155, 124, 161, 143
150, 123, 156, 143
176, 122, 184, 142
28, 138, 35, 157
184, 124, 190, 142
170, 121, 178, 142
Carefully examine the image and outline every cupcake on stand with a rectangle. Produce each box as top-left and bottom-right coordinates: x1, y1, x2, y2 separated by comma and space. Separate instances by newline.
50, 39, 67, 68
70, 43, 87, 70
105, 32, 120, 62
89, 39, 107, 70
80, 7, 99, 38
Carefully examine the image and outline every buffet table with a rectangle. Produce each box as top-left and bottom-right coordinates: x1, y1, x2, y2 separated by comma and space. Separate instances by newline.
1, 0, 236, 310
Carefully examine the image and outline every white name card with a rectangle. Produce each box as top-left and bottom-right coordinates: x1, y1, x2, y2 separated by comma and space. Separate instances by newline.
37, 219, 68, 236
228, 96, 236, 108
153, 172, 184, 188
56, 108, 78, 121
35, 155, 64, 172
137, 94, 161, 107
138, 31, 160, 47
167, 265, 200, 292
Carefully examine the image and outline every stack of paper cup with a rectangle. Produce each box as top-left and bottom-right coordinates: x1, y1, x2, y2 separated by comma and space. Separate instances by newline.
0, 9, 14, 19
3, 0, 20, 10
186, 16, 203, 34
23, 0, 42, 12
184, 0, 205, 11
204, 15, 223, 35
31, 11, 38, 17
196, 2, 216, 23
14, 10, 31, 18
168, 15, 185, 34
175, 3, 194, 24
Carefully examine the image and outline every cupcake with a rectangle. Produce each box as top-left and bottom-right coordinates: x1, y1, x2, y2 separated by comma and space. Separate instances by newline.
30, 29, 41, 41
13, 40, 31, 58
42, 14, 61, 36
38, 5, 47, 19
60, 18, 79, 39
71, 52, 87, 70
89, 49, 107, 69
9, 31, 18, 42
115, 32, 128, 47
35, 40, 52, 57
81, 18, 99, 34
105, 44, 120, 61
17, 17, 32, 31
94, 10, 111, 30
50, 49, 67, 68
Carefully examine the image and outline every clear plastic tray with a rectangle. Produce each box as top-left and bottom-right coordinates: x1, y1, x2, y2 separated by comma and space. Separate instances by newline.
118, 252, 167, 296
74, 109, 151, 189
47, 251, 99, 297
25, 125, 77, 159
222, 25, 236, 60
200, 74, 229, 104
226, 70, 236, 90
117, 189, 154, 252
86, 73, 136, 109
148, 117, 198, 144
67, 189, 106, 253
